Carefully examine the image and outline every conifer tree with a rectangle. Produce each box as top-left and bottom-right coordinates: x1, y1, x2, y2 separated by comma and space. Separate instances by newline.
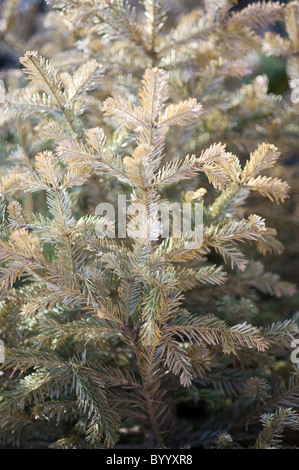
0, 0, 298, 449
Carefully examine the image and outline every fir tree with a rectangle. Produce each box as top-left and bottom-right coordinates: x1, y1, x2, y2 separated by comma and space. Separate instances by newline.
0, 0, 298, 449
